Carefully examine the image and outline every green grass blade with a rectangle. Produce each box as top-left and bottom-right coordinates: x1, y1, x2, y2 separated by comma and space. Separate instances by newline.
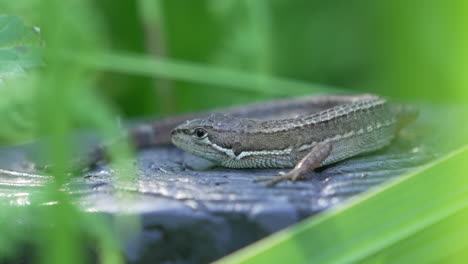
218, 145, 468, 264
71, 51, 346, 95
360, 204, 468, 263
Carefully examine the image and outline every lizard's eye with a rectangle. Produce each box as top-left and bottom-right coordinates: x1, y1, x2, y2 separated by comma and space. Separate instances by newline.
193, 128, 208, 139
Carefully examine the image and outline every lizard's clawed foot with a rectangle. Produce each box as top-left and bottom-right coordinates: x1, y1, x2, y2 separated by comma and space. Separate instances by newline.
254, 171, 302, 187
254, 142, 331, 187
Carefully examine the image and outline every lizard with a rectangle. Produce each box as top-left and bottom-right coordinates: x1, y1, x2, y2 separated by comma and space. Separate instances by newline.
81, 94, 418, 187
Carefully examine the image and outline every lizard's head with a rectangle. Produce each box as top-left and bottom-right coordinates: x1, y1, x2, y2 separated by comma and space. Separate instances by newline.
171, 114, 243, 164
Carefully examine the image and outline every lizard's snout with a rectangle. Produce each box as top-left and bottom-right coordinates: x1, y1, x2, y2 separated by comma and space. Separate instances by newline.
171, 128, 184, 136
171, 128, 190, 136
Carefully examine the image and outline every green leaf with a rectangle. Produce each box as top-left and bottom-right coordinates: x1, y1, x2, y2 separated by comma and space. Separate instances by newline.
0, 15, 41, 143
72, 51, 346, 96
0, 15, 42, 79
218, 145, 468, 264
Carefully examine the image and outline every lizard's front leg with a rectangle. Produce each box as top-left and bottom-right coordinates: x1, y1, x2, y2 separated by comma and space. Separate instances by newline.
255, 142, 332, 187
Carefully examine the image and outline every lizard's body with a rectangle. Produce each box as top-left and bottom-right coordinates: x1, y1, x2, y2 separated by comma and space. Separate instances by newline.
88, 94, 417, 186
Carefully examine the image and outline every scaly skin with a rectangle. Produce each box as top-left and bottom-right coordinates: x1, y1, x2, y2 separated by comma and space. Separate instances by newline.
170, 94, 417, 186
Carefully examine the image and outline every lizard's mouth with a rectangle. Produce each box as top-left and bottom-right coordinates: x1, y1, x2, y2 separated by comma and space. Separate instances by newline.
170, 130, 188, 149
171, 131, 205, 153
170, 126, 192, 148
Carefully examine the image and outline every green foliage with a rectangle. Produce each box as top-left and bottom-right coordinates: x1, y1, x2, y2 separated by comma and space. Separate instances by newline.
0, 77, 36, 143
0, 10, 128, 264
0, 15, 41, 143
1, 0, 468, 263
72, 51, 344, 97
0, 15, 41, 79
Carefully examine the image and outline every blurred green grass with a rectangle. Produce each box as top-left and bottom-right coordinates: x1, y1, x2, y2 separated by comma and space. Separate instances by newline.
3, 0, 466, 119
1, 0, 467, 263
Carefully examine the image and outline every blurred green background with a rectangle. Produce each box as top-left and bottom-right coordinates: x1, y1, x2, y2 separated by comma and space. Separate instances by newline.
3, 0, 466, 122
1, 0, 467, 263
